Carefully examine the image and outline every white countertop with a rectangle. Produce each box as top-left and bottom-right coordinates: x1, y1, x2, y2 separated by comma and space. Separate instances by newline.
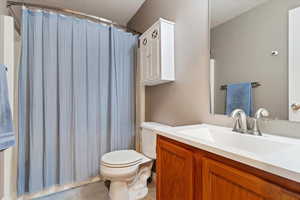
141, 122, 300, 183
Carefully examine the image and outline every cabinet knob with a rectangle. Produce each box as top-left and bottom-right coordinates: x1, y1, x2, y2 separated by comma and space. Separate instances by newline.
291, 103, 300, 111
143, 38, 147, 45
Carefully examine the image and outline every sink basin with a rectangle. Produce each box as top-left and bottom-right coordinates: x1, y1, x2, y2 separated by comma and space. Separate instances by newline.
174, 125, 300, 163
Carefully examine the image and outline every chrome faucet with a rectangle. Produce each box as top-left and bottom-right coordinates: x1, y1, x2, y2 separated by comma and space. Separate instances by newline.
250, 108, 269, 136
231, 109, 248, 134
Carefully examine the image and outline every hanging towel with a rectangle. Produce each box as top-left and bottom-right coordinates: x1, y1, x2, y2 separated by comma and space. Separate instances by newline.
225, 82, 253, 116
0, 64, 14, 151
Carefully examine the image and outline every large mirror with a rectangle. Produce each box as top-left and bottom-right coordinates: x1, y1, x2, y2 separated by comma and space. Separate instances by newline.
210, 0, 300, 121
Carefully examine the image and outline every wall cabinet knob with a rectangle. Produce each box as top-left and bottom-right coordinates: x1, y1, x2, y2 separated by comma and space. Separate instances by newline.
143, 38, 147, 45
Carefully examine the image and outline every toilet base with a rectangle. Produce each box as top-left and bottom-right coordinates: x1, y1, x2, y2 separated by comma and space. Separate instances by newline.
106, 161, 153, 200
109, 182, 148, 200
109, 181, 130, 200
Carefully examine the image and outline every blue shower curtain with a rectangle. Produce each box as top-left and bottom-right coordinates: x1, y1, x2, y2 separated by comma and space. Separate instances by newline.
18, 8, 137, 195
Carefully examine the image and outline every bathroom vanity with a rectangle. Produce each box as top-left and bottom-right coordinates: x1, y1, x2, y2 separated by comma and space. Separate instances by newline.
141, 123, 300, 200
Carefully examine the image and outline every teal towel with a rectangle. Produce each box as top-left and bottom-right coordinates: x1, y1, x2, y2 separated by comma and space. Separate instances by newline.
225, 82, 253, 116
0, 64, 14, 151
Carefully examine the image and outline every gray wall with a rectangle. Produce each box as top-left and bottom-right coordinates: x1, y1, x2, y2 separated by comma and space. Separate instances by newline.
0, 0, 8, 15
211, 0, 300, 120
129, 0, 300, 138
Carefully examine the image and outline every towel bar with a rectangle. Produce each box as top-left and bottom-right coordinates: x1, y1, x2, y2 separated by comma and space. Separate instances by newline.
220, 82, 261, 90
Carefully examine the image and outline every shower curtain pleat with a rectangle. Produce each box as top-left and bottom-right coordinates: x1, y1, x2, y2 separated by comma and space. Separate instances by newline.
57, 14, 74, 185
42, 12, 59, 188
86, 22, 101, 176
110, 29, 136, 151
18, 8, 137, 195
98, 26, 110, 158
28, 10, 44, 193
72, 18, 89, 182
18, 9, 29, 195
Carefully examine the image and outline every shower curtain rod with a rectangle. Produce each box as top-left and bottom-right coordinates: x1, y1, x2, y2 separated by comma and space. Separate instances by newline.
6, 0, 141, 35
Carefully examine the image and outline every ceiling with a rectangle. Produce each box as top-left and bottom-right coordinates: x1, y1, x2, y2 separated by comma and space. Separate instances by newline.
10, 0, 145, 25
9, 0, 271, 29
211, 0, 270, 28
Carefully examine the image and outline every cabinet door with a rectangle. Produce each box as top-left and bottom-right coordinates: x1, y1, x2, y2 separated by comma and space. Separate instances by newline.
150, 28, 160, 81
202, 158, 300, 200
140, 36, 151, 82
157, 137, 194, 200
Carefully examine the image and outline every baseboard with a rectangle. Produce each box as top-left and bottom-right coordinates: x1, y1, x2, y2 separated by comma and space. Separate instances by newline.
17, 176, 101, 200
1, 193, 17, 200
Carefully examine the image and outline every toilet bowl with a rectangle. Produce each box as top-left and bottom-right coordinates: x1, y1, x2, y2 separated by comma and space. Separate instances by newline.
100, 128, 156, 200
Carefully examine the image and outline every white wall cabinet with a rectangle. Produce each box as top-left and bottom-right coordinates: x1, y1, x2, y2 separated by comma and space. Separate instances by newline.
140, 18, 175, 86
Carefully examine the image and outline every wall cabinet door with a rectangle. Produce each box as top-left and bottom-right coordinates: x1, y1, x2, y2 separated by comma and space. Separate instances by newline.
149, 28, 160, 81
202, 158, 300, 200
140, 37, 151, 82
141, 27, 160, 83
157, 137, 194, 200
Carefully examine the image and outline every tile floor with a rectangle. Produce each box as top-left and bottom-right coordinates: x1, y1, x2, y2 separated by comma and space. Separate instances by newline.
35, 181, 156, 200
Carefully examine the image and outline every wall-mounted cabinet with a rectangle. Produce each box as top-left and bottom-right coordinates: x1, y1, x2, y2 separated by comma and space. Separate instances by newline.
139, 18, 175, 86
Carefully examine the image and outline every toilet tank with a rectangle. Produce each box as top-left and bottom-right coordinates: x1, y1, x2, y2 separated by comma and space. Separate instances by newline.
141, 128, 156, 159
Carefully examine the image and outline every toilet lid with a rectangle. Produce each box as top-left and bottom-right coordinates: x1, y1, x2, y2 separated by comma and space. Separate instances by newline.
101, 150, 143, 168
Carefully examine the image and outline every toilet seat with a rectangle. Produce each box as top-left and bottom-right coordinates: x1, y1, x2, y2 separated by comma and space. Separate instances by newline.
101, 150, 144, 168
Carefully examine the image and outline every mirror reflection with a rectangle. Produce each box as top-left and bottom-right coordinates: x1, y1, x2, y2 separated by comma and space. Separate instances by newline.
210, 0, 300, 121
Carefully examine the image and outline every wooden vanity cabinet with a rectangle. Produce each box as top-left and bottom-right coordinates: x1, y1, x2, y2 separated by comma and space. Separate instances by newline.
156, 135, 300, 200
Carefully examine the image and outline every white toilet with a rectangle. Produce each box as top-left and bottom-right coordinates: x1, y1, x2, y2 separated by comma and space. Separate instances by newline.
100, 128, 156, 200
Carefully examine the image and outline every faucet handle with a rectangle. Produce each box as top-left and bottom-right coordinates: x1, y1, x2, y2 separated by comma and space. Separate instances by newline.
251, 108, 270, 136
254, 108, 269, 119
230, 109, 245, 118
230, 109, 248, 133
